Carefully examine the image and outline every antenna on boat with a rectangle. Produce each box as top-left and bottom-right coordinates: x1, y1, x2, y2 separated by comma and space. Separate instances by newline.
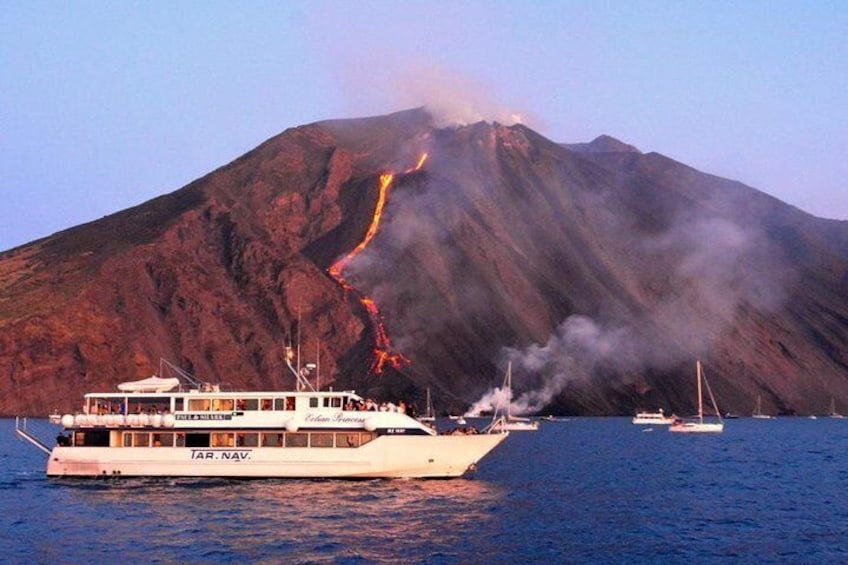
285, 345, 316, 392
315, 339, 321, 391
159, 358, 203, 390
296, 304, 302, 376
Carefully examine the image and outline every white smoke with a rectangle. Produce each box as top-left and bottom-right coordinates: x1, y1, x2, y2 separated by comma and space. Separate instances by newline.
391, 63, 526, 128
333, 54, 533, 129
469, 210, 791, 414
466, 316, 631, 416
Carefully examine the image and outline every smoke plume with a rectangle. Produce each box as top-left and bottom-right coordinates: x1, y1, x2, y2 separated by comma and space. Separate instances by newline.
390, 63, 529, 129
470, 207, 792, 415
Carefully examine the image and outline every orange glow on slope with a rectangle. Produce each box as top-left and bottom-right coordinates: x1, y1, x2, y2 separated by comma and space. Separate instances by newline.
328, 173, 394, 281
328, 156, 426, 375
411, 152, 428, 172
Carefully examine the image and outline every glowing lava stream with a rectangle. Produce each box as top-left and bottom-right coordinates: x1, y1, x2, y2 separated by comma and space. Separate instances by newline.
328, 154, 428, 375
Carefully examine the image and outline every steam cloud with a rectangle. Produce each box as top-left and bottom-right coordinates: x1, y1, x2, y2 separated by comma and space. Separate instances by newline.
336, 49, 533, 129
469, 209, 791, 416
390, 63, 529, 128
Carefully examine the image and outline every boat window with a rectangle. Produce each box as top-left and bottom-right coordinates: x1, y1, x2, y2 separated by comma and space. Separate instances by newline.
174, 398, 184, 411
91, 398, 124, 415
262, 433, 284, 447
273, 397, 296, 410
261, 398, 272, 411
73, 429, 110, 447
309, 397, 319, 408
123, 433, 133, 447
236, 433, 259, 447
129, 398, 168, 414
323, 397, 343, 408
188, 398, 211, 411
335, 433, 360, 448
212, 398, 234, 411
285, 433, 308, 448
235, 398, 255, 411
175, 433, 185, 447
133, 433, 150, 447
310, 433, 334, 448
185, 433, 209, 448
152, 433, 174, 447
211, 433, 235, 447
360, 432, 375, 446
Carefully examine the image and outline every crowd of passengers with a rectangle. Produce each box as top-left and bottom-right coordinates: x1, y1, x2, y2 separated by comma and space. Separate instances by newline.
88, 403, 168, 415
445, 426, 480, 435
345, 398, 408, 413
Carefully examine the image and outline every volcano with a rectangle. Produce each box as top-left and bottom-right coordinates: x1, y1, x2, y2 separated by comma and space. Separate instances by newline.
2, 108, 847, 417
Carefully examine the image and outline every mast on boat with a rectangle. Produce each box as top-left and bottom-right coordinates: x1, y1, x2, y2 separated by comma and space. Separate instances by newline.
505, 362, 512, 421
697, 360, 723, 424
285, 345, 316, 392
697, 360, 704, 424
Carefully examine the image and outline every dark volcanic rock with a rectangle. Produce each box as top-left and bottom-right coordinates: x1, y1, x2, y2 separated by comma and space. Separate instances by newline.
1, 108, 847, 417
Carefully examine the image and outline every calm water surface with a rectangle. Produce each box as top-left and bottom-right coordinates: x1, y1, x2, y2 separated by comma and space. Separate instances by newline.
3, 417, 848, 564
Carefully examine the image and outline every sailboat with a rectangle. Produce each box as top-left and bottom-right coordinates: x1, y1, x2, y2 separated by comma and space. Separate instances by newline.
418, 388, 436, 423
490, 362, 539, 432
829, 398, 845, 419
669, 361, 724, 433
752, 395, 775, 419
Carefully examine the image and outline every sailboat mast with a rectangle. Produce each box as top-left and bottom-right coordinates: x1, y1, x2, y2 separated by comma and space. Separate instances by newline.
697, 360, 704, 423
506, 361, 513, 421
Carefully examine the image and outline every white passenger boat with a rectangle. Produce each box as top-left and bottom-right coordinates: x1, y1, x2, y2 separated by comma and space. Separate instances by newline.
632, 409, 675, 425
19, 359, 508, 479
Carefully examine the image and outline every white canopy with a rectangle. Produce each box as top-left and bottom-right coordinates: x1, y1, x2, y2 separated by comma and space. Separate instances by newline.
117, 375, 180, 393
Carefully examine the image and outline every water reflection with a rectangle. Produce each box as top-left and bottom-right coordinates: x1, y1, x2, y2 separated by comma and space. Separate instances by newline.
48, 477, 507, 562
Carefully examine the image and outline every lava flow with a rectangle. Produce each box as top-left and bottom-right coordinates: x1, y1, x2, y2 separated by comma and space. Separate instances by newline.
328, 154, 428, 375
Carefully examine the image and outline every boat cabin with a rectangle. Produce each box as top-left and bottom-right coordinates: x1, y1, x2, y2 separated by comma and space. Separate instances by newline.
82, 390, 359, 416
58, 388, 393, 451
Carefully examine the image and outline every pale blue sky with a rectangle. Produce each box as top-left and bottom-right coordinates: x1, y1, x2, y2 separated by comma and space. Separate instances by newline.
2, 1, 846, 251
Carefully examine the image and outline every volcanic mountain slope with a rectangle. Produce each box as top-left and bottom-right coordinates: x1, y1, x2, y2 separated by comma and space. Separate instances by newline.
1, 108, 847, 417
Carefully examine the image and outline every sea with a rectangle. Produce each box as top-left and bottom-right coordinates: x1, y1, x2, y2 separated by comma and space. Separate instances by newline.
3, 416, 847, 564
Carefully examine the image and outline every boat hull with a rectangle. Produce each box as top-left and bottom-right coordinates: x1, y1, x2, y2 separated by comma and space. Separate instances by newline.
45, 433, 508, 479
632, 416, 674, 425
492, 421, 538, 432
669, 422, 724, 433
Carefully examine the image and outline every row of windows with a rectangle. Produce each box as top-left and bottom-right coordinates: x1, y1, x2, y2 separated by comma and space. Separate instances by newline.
88, 395, 350, 414
71, 430, 375, 449
182, 396, 348, 411
184, 398, 298, 412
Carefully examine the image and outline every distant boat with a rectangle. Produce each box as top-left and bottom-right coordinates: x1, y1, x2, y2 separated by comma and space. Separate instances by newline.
419, 388, 436, 423
752, 395, 775, 419
669, 361, 724, 434
489, 362, 539, 432
632, 409, 675, 425
829, 398, 845, 419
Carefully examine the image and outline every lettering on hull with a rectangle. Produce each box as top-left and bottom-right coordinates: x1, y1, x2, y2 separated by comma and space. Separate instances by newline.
176, 414, 233, 421
190, 450, 251, 461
